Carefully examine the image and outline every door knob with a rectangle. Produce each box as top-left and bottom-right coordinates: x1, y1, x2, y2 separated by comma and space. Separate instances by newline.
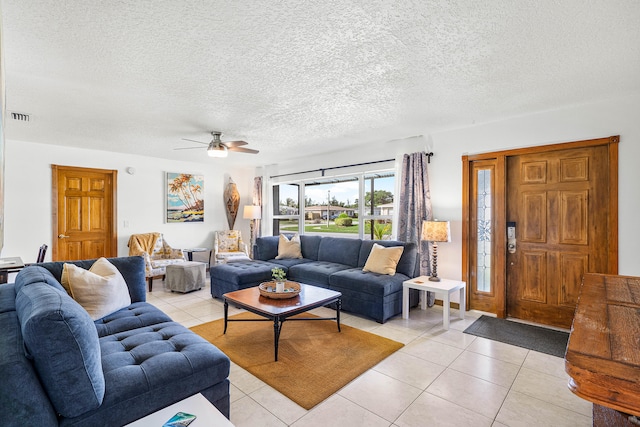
58, 234, 70, 238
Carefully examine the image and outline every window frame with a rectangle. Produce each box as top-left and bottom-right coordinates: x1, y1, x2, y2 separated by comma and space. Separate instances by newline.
270, 168, 396, 239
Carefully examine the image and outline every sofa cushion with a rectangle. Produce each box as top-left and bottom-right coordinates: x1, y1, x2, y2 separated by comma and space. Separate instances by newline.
329, 268, 410, 297
276, 233, 303, 259
362, 243, 404, 276
15, 282, 105, 418
210, 260, 282, 286
94, 302, 173, 337
269, 258, 315, 269
299, 235, 322, 260
254, 235, 323, 261
254, 235, 282, 260
15, 265, 68, 295
317, 237, 362, 267
288, 261, 353, 287
64, 258, 132, 320
96, 322, 230, 420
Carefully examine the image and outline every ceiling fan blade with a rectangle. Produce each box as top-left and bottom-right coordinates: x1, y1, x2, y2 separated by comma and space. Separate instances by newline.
228, 146, 259, 154
223, 140, 248, 148
174, 146, 206, 151
181, 138, 209, 145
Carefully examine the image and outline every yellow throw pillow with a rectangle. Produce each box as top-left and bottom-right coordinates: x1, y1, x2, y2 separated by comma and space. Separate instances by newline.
275, 234, 303, 259
64, 258, 132, 320
363, 243, 404, 276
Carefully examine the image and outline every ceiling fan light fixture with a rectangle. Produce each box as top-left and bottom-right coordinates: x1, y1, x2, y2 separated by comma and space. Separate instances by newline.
207, 142, 228, 158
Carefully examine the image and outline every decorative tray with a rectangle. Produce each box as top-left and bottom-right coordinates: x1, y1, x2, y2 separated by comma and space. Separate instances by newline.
259, 281, 301, 299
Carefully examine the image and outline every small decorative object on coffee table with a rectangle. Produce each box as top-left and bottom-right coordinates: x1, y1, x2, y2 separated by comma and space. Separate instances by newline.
271, 267, 287, 292
259, 281, 301, 299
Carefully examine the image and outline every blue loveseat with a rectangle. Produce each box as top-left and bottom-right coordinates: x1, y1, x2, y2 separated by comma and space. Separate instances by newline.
0, 256, 230, 426
210, 235, 420, 323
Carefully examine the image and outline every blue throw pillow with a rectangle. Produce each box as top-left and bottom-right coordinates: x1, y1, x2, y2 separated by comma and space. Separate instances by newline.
15, 282, 105, 418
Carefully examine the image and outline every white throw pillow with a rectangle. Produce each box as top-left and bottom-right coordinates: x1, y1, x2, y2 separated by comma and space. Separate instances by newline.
275, 234, 303, 259
63, 258, 132, 320
363, 243, 404, 276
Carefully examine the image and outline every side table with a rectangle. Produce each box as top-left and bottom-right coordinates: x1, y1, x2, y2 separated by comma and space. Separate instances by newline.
0, 257, 25, 284
124, 393, 233, 426
402, 276, 466, 330
184, 248, 212, 270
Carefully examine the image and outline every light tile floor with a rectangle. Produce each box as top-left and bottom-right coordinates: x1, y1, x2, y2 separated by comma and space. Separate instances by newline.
147, 280, 592, 427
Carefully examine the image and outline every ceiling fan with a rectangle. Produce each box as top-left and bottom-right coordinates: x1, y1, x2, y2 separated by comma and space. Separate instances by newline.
175, 131, 259, 157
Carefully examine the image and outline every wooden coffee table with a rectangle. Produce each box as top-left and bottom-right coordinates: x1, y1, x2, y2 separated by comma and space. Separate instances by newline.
223, 283, 342, 361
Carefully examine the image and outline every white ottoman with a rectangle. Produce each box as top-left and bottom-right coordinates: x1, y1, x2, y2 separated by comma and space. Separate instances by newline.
165, 261, 206, 293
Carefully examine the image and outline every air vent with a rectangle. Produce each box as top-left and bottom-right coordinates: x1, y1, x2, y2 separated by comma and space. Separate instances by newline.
10, 112, 30, 122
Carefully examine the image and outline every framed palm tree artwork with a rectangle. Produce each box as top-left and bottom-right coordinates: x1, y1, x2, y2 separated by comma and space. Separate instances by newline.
166, 172, 204, 223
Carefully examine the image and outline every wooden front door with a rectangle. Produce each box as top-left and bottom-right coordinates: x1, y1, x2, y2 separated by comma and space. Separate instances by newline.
505, 145, 610, 328
52, 165, 117, 261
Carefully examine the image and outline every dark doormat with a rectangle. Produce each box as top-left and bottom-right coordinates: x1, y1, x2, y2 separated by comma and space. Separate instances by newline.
463, 315, 569, 358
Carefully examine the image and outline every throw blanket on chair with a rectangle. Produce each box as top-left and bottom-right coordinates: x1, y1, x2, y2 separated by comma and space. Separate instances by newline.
128, 233, 160, 257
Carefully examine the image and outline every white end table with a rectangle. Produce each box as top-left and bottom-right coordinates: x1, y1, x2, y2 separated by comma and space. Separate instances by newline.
125, 393, 233, 426
402, 277, 466, 330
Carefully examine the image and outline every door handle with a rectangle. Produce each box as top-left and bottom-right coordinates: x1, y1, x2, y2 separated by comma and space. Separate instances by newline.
58, 234, 70, 239
507, 222, 516, 254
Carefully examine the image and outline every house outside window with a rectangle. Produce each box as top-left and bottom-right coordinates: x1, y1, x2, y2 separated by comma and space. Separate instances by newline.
271, 170, 395, 240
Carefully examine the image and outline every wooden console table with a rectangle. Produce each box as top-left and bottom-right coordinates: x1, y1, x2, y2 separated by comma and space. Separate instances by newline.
565, 273, 640, 426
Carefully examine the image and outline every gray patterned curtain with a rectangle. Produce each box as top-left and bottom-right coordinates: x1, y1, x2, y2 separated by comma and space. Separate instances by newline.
397, 152, 435, 306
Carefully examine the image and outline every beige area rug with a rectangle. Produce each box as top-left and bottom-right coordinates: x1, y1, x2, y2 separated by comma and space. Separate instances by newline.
191, 312, 403, 409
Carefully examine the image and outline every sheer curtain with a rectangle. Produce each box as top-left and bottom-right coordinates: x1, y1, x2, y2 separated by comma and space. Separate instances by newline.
397, 152, 435, 306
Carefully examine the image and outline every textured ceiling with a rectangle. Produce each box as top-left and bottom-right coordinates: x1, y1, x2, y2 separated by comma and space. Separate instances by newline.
2, 0, 639, 166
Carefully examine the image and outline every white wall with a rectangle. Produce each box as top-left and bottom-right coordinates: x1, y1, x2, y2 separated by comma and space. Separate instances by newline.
265, 94, 640, 291
2, 140, 255, 263
421, 94, 640, 280
4, 93, 639, 288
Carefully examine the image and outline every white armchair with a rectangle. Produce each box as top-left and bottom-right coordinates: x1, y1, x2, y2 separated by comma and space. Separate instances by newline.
128, 233, 186, 291
213, 230, 250, 264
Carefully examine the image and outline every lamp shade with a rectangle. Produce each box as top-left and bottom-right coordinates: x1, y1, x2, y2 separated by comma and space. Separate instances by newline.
421, 220, 451, 242
243, 205, 262, 220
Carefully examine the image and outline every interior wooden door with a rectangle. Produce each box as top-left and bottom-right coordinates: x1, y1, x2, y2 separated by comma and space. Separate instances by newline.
506, 145, 610, 328
52, 165, 117, 261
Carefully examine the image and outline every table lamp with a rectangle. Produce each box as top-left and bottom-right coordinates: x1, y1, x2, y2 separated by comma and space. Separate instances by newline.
243, 205, 262, 252
421, 220, 451, 282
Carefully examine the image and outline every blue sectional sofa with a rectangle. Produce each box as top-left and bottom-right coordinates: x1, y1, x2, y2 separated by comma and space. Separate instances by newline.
210, 235, 420, 323
0, 256, 230, 426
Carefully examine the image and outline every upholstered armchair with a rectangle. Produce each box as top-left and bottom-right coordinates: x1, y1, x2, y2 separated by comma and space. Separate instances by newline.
213, 230, 250, 264
128, 232, 186, 291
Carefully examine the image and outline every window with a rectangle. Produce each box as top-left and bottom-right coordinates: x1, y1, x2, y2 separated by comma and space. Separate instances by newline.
362, 173, 394, 240
271, 170, 395, 239
272, 183, 300, 234
303, 177, 358, 238
476, 168, 493, 293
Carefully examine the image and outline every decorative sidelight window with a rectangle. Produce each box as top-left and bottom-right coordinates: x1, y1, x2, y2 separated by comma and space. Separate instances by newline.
476, 169, 492, 292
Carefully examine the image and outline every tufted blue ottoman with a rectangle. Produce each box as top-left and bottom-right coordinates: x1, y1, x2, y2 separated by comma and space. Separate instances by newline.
209, 260, 282, 298
99, 321, 230, 422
